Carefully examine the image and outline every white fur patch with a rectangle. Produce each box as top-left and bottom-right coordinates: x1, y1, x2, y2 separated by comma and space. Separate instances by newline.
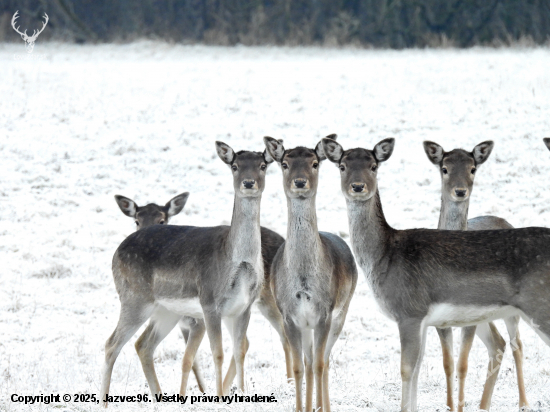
158, 298, 203, 318
222, 279, 252, 317
291, 299, 320, 330
425, 303, 520, 328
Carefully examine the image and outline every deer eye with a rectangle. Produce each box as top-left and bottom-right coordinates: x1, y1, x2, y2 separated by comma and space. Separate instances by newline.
313, 162, 319, 169
282, 163, 289, 170
231, 165, 238, 171
442, 167, 448, 174
371, 165, 377, 172
135, 221, 140, 226
471, 168, 476, 175
339, 165, 345, 172
260, 164, 266, 171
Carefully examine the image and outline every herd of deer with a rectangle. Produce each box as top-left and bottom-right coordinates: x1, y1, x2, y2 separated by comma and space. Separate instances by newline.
100, 137, 550, 412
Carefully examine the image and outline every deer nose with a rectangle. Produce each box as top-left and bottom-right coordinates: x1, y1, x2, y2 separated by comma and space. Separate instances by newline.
351, 183, 365, 193
243, 180, 255, 189
294, 179, 307, 189
455, 188, 467, 197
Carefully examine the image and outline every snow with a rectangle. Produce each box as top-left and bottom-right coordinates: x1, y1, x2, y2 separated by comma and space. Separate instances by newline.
1, 41, 550, 411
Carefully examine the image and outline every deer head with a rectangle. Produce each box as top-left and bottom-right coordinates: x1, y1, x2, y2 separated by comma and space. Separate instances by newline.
12, 11, 49, 53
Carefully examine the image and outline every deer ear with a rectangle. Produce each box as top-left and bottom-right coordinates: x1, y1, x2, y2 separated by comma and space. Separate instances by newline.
543, 138, 550, 151
115, 195, 138, 218
315, 134, 337, 161
373, 138, 395, 162
263, 149, 274, 164
263, 136, 285, 163
423, 141, 444, 165
472, 140, 494, 165
165, 192, 189, 217
215, 141, 235, 164
321, 138, 343, 164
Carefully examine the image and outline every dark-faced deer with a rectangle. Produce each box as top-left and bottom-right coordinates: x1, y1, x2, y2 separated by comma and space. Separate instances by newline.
322, 137, 550, 412
114, 192, 208, 393
264, 136, 358, 412
423, 141, 526, 412
114, 192, 189, 229
101, 142, 280, 405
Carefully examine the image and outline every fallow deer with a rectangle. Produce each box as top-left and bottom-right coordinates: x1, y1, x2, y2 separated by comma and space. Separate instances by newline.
114, 192, 208, 392
114, 192, 189, 229
264, 136, 358, 412
113, 195, 292, 395
423, 141, 525, 412
101, 142, 281, 405
322, 137, 550, 412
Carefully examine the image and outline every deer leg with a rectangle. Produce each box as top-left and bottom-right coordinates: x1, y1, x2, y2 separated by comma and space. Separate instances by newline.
221, 316, 236, 395
410, 325, 428, 412
100, 302, 154, 407
230, 309, 252, 393
222, 334, 250, 393
256, 290, 293, 382
203, 311, 224, 397
284, 320, 304, 412
180, 319, 206, 396
476, 322, 506, 412
221, 316, 243, 395
302, 330, 314, 412
180, 319, 206, 393
283, 338, 293, 383
313, 318, 331, 412
457, 326, 476, 412
436, 327, 455, 411
222, 357, 237, 395
504, 316, 529, 409
135, 306, 181, 398
398, 319, 427, 412
320, 304, 351, 412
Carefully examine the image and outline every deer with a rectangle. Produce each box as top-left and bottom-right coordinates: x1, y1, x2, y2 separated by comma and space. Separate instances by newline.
544, 138, 550, 151
114, 191, 208, 392
101, 142, 285, 406
423, 140, 526, 411
11, 10, 48, 53
321, 136, 550, 412
115, 195, 293, 393
114, 192, 189, 229
113, 194, 293, 395
263, 136, 358, 412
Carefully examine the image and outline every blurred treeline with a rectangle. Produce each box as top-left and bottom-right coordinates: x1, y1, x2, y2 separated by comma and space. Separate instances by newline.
1, 0, 549, 47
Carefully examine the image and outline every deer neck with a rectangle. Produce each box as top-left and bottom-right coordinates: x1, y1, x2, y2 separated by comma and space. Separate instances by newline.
284, 197, 323, 269
438, 194, 469, 231
227, 195, 262, 262
346, 191, 394, 280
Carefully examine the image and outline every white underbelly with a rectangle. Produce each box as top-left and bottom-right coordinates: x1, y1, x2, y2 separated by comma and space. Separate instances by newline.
425, 303, 519, 328
158, 297, 203, 319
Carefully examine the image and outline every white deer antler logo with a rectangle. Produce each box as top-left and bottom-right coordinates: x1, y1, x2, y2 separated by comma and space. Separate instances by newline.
11, 10, 49, 54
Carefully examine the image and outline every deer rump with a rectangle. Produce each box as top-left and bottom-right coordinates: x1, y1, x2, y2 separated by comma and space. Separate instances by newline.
370, 226, 550, 329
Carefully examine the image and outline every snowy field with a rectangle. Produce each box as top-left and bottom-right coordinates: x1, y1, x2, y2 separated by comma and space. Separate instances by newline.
1, 42, 550, 412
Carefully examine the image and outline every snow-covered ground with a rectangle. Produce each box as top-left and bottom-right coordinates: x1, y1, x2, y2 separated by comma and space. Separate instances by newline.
1, 42, 550, 411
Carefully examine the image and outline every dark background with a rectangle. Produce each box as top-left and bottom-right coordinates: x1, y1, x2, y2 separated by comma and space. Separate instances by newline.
1, 0, 549, 48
